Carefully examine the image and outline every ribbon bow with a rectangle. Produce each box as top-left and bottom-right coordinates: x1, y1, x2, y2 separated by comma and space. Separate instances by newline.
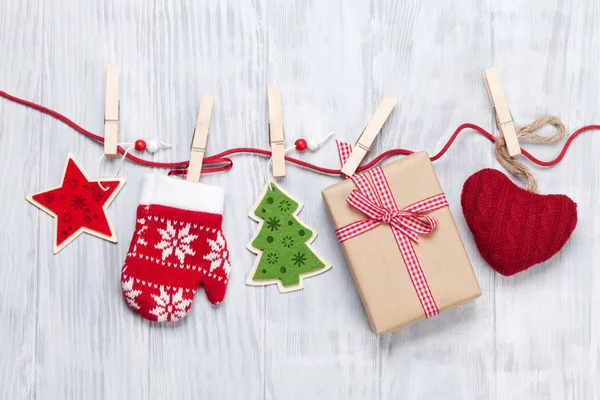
334, 163, 449, 318
336, 168, 448, 244
344, 188, 443, 243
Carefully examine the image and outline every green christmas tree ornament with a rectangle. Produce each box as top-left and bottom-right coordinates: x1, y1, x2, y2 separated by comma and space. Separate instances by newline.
247, 182, 331, 292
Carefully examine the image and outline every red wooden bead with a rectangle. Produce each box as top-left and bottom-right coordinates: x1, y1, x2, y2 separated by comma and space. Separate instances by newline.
134, 139, 147, 152
295, 138, 308, 151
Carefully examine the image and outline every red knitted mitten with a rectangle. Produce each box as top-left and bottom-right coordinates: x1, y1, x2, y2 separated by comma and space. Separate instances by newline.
121, 174, 231, 322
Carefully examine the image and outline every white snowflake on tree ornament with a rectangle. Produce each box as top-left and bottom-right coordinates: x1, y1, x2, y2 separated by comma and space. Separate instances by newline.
121, 277, 142, 310
149, 286, 192, 322
203, 230, 231, 276
155, 221, 198, 264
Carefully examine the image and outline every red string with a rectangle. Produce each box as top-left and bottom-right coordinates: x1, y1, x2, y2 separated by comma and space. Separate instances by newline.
2, 89, 599, 176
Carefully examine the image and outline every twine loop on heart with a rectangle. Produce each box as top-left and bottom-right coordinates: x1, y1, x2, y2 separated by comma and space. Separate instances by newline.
495, 116, 565, 193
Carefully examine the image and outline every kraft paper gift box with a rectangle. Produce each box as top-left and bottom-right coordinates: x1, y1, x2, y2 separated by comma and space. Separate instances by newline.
322, 151, 481, 334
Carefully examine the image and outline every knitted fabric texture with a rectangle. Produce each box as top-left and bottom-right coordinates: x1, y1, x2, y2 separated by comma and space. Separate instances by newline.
461, 169, 577, 276
121, 175, 230, 322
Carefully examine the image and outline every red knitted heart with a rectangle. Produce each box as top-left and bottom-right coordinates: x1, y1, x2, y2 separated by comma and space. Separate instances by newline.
461, 169, 577, 276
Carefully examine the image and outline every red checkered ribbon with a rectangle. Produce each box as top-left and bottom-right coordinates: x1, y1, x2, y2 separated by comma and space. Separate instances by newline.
335, 166, 449, 318
336, 139, 353, 168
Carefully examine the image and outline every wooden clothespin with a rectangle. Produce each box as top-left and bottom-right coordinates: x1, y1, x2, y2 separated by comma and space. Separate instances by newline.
267, 84, 286, 178
186, 94, 214, 183
340, 96, 397, 177
482, 67, 521, 157
104, 65, 120, 158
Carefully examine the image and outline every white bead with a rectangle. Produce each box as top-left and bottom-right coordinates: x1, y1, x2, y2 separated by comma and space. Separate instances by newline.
146, 139, 160, 153
307, 138, 320, 151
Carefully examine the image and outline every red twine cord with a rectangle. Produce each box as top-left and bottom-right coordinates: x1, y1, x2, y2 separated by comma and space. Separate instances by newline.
2, 89, 599, 176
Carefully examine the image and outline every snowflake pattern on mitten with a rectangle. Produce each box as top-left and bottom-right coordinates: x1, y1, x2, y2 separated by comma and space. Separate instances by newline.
120, 175, 230, 322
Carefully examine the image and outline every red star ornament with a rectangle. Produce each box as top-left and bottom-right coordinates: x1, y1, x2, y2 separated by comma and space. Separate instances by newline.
26, 153, 125, 253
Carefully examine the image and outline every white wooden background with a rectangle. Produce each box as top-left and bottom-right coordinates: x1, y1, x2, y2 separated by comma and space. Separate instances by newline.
1, 1, 599, 399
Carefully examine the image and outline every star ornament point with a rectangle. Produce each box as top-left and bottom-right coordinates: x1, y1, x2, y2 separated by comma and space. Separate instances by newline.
26, 153, 125, 254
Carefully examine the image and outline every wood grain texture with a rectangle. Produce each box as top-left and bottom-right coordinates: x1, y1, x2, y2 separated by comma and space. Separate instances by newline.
0, 0, 599, 399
